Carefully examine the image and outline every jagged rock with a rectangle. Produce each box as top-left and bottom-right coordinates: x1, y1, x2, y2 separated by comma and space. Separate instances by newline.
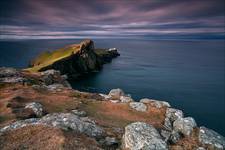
71, 109, 87, 117
25, 102, 44, 117
169, 130, 181, 144
122, 122, 168, 150
129, 102, 147, 112
164, 117, 173, 131
173, 117, 197, 136
165, 108, 183, 122
0, 113, 104, 139
199, 126, 225, 150
160, 129, 171, 142
0, 67, 19, 77
140, 98, 170, 108
120, 95, 134, 103
108, 88, 125, 99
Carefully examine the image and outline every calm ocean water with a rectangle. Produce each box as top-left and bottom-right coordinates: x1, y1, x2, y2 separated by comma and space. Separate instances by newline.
0, 39, 224, 135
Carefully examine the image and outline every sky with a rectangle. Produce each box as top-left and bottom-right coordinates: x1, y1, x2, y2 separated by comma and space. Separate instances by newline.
0, 0, 224, 40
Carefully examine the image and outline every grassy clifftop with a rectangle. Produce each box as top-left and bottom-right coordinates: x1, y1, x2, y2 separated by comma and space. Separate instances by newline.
26, 43, 81, 72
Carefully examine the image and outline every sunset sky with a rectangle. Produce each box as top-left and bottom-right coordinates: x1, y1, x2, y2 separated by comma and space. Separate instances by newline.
0, 0, 224, 40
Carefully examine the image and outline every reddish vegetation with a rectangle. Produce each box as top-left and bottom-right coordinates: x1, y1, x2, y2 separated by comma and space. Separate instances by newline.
0, 125, 101, 150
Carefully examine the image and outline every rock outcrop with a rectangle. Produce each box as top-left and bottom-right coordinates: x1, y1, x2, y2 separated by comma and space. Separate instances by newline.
199, 126, 225, 150
27, 40, 120, 78
122, 122, 168, 150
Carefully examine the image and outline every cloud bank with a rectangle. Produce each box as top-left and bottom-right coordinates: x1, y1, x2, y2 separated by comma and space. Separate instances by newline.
0, 0, 224, 40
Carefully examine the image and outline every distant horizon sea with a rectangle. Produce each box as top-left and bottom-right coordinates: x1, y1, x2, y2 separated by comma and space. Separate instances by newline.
0, 39, 224, 136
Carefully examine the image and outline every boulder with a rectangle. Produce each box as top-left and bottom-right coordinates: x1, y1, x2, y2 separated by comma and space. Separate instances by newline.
199, 126, 225, 150
173, 117, 197, 136
0, 113, 104, 139
120, 95, 134, 103
108, 88, 125, 99
25, 102, 44, 117
169, 130, 181, 144
165, 108, 183, 122
39, 113, 104, 138
140, 98, 170, 108
122, 122, 168, 150
129, 102, 147, 112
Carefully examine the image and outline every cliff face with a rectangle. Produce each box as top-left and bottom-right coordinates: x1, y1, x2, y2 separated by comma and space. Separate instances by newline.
28, 40, 119, 78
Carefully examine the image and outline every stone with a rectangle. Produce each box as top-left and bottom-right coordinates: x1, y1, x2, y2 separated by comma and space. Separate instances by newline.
199, 126, 225, 150
0, 67, 19, 77
165, 108, 183, 122
0, 113, 104, 139
0, 118, 40, 134
169, 130, 181, 144
129, 102, 147, 112
39, 113, 104, 138
120, 96, 133, 103
173, 117, 197, 136
160, 129, 171, 142
71, 110, 87, 117
140, 98, 170, 108
40, 69, 61, 76
0, 77, 26, 83
122, 122, 168, 150
164, 117, 173, 131
25, 102, 44, 117
108, 88, 125, 99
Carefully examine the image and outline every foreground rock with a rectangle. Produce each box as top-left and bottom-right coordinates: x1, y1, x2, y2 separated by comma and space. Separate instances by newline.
108, 88, 125, 99
0, 113, 104, 139
25, 102, 44, 117
140, 98, 171, 108
173, 117, 197, 136
199, 126, 225, 150
122, 122, 168, 150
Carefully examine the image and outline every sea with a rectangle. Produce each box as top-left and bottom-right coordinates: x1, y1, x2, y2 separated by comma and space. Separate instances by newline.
0, 39, 224, 136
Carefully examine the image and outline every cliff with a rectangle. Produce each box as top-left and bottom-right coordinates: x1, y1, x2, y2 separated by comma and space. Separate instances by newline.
0, 67, 224, 150
26, 40, 119, 78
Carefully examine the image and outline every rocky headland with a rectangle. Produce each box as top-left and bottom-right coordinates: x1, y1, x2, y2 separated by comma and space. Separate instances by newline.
0, 40, 224, 150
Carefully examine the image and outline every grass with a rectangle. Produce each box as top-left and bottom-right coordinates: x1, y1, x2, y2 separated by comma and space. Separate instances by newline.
25, 44, 81, 72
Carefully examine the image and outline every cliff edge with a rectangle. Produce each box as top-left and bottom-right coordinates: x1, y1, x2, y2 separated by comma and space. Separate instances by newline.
26, 39, 119, 78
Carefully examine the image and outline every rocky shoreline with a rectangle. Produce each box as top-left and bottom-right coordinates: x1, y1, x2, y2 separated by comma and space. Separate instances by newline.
0, 40, 225, 150
0, 67, 224, 150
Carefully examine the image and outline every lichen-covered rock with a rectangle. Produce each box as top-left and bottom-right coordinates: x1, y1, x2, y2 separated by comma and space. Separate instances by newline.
120, 96, 134, 103
108, 88, 125, 99
122, 122, 168, 150
99, 93, 111, 100
165, 108, 183, 122
25, 102, 44, 117
199, 126, 225, 150
0, 76, 26, 83
39, 113, 104, 138
0, 118, 39, 134
140, 98, 170, 108
0, 113, 104, 139
173, 117, 197, 136
129, 102, 147, 112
